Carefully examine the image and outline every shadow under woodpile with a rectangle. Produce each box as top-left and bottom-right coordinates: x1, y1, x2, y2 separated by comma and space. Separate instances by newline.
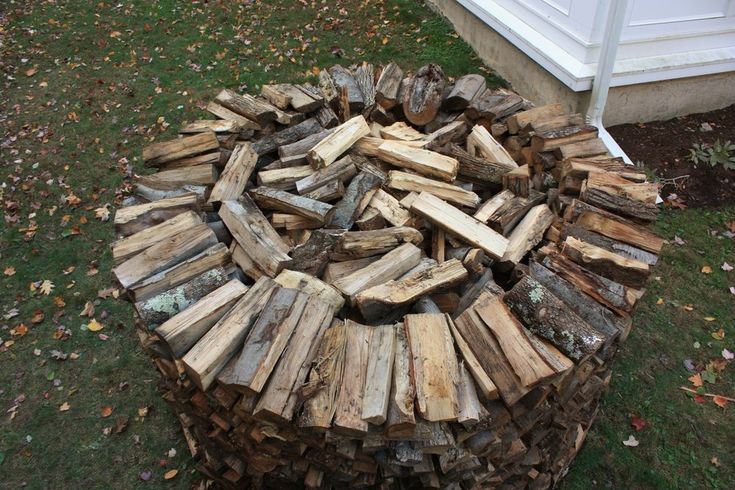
110, 62, 662, 488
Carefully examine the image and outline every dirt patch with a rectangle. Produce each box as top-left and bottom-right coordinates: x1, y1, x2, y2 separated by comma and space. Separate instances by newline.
608, 104, 735, 208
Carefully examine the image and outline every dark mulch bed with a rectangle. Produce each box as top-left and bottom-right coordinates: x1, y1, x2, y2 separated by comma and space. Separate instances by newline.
609, 104, 735, 208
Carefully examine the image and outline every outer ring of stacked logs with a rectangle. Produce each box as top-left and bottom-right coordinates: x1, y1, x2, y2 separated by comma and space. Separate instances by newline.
114, 62, 662, 489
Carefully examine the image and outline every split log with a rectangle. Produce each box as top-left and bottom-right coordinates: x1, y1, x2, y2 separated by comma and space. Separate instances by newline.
253, 296, 333, 422
424, 120, 468, 147
271, 213, 321, 231
262, 83, 324, 113
138, 165, 218, 189
444, 74, 486, 111
135, 267, 230, 327
218, 288, 308, 393
565, 200, 663, 254
143, 132, 220, 168
333, 320, 371, 435
453, 302, 529, 406
300, 323, 347, 430
529, 260, 624, 344
530, 125, 598, 152
219, 197, 291, 277
135, 183, 207, 203
554, 138, 609, 160
375, 62, 403, 109
250, 186, 334, 226
473, 295, 556, 387
506, 104, 563, 134
403, 64, 445, 126
432, 228, 446, 263
561, 236, 650, 289
332, 242, 422, 300
207, 143, 258, 203
257, 165, 315, 191
128, 243, 230, 302
353, 136, 426, 157
446, 315, 498, 400
329, 65, 364, 112
214, 89, 278, 125
561, 222, 658, 265
367, 189, 410, 227
305, 179, 345, 202
182, 277, 277, 390
502, 164, 530, 198
278, 128, 335, 159
500, 204, 554, 265
328, 171, 382, 229
446, 247, 485, 276
206, 101, 261, 130
318, 70, 339, 105
542, 252, 643, 316
230, 242, 266, 280
474, 189, 546, 235
251, 118, 322, 155
386, 322, 417, 437
405, 313, 460, 422
377, 141, 459, 181
466, 125, 517, 169
410, 191, 508, 260
387, 171, 480, 208
465, 90, 525, 121
355, 259, 468, 322
274, 269, 345, 311
322, 256, 379, 284
331, 227, 423, 261
380, 122, 424, 142
308, 116, 370, 168
180, 120, 241, 134
433, 142, 509, 184
362, 324, 396, 424
295, 155, 357, 195
520, 113, 585, 137
111, 210, 202, 263
579, 172, 659, 222
504, 276, 605, 361
289, 229, 345, 276
113, 224, 218, 289
155, 279, 249, 357
354, 62, 376, 108
114, 193, 199, 237
456, 362, 487, 425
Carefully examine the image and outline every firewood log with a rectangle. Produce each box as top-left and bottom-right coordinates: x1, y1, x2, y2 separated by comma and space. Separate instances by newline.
375, 62, 403, 109
444, 74, 486, 111
143, 132, 220, 168
403, 64, 445, 126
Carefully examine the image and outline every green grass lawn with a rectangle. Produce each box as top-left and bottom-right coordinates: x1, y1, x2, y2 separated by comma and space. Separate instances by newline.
0, 1, 732, 488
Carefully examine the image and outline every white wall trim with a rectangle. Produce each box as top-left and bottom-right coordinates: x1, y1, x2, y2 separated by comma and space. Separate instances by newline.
457, 0, 735, 91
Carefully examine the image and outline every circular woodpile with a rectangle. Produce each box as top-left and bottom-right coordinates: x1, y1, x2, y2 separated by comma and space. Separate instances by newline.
112, 62, 662, 489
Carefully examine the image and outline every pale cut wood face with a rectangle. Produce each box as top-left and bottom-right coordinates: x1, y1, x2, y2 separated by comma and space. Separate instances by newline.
118, 63, 661, 488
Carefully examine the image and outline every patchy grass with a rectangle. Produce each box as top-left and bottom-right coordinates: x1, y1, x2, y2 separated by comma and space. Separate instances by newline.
1, 1, 733, 489
561, 207, 735, 489
0, 1, 499, 487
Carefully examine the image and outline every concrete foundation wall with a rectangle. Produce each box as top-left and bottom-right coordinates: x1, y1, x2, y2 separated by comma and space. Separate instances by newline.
428, 0, 735, 126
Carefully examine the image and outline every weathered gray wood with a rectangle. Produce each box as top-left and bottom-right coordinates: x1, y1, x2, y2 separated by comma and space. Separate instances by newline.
375, 62, 403, 109
362, 324, 396, 424
504, 276, 605, 362
329, 65, 364, 112
331, 227, 423, 261
219, 197, 291, 277
214, 89, 278, 125
386, 322, 417, 437
207, 143, 258, 203
295, 155, 357, 195
444, 74, 486, 111
250, 186, 335, 225
251, 118, 322, 155
278, 128, 335, 159
403, 64, 445, 126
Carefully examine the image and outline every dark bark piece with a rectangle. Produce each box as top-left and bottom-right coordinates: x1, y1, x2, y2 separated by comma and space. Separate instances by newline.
251, 118, 322, 155
295, 155, 357, 195
444, 74, 486, 111
561, 236, 650, 289
403, 63, 445, 126
214, 89, 278, 125
290, 229, 346, 277
504, 276, 605, 362
142, 132, 220, 168
250, 186, 335, 225
465, 90, 525, 121
561, 223, 658, 265
328, 172, 383, 229
354, 62, 376, 109
529, 260, 623, 346
432, 142, 508, 184
329, 65, 364, 112
278, 128, 336, 159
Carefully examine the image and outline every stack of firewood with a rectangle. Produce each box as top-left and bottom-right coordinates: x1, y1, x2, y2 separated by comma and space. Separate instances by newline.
112, 62, 662, 489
